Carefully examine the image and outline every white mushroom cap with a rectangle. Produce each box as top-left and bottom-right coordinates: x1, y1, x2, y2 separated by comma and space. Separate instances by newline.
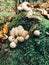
34, 30, 40, 36
10, 28, 15, 36
17, 6, 23, 10
10, 42, 16, 48
14, 38, 18, 43
17, 36, 24, 42
14, 27, 19, 36
18, 28, 24, 36
8, 36, 15, 42
18, 29, 24, 36
18, 25, 24, 30
25, 34, 29, 40
22, 30, 28, 38
17, 25, 24, 36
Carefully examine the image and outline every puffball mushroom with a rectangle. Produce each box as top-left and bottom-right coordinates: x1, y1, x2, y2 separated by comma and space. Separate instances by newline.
8, 25, 30, 45
22, 30, 28, 38
17, 36, 24, 42
14, 27, 19, 36
10, 28, 15, 36
18, 25, 24, 36
8, 36, 15, 42
18, 29, 24, 36
25, 35, 29, 40
34, 30, 40, 36
18, 25, 24, 30
14, 38, 18, 43
10, 42, 16, 48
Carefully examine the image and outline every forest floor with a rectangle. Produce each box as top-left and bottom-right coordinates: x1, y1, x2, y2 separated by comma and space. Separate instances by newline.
0, 0, 49, 65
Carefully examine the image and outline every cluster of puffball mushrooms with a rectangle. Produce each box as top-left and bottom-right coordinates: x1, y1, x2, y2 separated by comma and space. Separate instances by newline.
8, 25, 29, 48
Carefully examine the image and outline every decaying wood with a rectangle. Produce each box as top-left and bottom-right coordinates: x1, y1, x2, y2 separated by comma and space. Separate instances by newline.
26, 15, 42, 20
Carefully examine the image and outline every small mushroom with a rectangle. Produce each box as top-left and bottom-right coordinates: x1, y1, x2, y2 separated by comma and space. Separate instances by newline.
18, 25, 24, 30
25, 35, 29, 40
18, 29, 24, 36
10, 28, 15, 36
8, 36, 15, 42
34, 30, 40, 36
18, 25, 24, 36
10, 42, 16, 48
17, 36, 24, 42
14, 27, 19, 36
4, 48, 9, 52
14, 38, 18, 43
22, 30, 28, 38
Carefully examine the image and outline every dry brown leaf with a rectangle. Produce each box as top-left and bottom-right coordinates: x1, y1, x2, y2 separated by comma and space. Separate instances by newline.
0, 31, 4, 38
46, 8, 49, 12
0, 22, 10, 39
29, 24, 38, 34
36, 8, 49, 19
0, 31, 8, 39
26, 15, 42, 21
41, 0, 49, 8
42, 14, 49, 19
27, 3, 33, 8
34, 4, 40, 8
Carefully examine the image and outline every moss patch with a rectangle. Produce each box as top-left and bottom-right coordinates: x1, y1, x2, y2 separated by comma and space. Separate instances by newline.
0, 11, 49, 65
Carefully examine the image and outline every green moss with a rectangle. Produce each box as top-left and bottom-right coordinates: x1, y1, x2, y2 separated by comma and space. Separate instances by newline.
0, 11, 49, 65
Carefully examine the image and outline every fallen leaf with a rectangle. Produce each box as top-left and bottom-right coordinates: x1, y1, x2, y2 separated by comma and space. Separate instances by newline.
26, 15, 42, 21
2, 22, 10, 34
29, 24, 38, 34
